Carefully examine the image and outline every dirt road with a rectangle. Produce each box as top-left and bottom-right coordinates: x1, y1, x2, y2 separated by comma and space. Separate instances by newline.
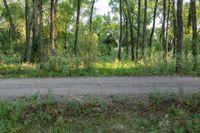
0, 77, 199, 98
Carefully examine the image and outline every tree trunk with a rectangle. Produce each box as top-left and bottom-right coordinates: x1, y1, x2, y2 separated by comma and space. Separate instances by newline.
3, 0, 15, 37
50, 0, 56, 56
39, 0, 44, 62
54, 0, 58, 49
74, 0, 81, 56
125, 0, 134, 61
149, 0, 158, 49
24, 0, 31, 63
162, 0, 167, 63
54, 0, 59, 15
142, 0, 147, 58
63, 34, 67, 50
176, 0, 183, 73
125, 15, 129, 59
136, 0, 141, 60
166, 0, 171, 51
118, 0, 122, 61
88, 0, 95, 66
187, 2, 192, 29
89, 0, 95, 40
3, 0, 16, 53
190, 0, 198, 70
31, 0, 39, 62
172, 0, 177, 58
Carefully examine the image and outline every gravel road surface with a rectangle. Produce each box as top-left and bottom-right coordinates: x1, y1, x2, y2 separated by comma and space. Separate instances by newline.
0, 77, 199, 98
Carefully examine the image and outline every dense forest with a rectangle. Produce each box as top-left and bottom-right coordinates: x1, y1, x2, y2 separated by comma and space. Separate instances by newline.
0, 0, 200, 77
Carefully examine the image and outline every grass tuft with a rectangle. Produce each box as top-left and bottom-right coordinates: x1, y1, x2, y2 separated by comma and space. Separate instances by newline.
0, 93, 200, 132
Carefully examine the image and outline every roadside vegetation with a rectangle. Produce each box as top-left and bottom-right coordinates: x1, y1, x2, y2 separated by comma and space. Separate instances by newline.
0, 53, 200, 78
0, 92, 200, 133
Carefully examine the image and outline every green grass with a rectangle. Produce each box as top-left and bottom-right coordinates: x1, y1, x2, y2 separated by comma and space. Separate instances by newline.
0, 53, 199, 78
0, 93, 200, 133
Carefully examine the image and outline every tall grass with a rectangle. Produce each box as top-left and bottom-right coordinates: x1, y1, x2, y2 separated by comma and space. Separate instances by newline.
0, 51, 199, 78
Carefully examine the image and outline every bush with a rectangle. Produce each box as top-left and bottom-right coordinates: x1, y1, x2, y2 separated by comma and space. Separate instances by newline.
45, 55, 69, 73
0, 54, 21, 64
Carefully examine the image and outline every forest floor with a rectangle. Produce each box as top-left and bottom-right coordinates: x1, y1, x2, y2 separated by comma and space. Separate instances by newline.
0, 76, 200, 98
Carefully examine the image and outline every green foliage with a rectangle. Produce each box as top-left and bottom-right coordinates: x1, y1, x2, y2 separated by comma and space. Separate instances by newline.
0, 0, 199, 75
0, 92, 200, 132
0, 51, 199, 78
0, 64, 38, 78
79, 33, 98, 69
0, 54, 21, 64
0, 28, 12, 54
45, 55, 68, 73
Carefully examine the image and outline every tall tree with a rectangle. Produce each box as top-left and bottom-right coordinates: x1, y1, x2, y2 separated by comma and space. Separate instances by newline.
176, 0, 183, 73
74, 0, 81, 56
3, 0, 15, 37
190, 0, 198, 70
142, 0, 147, 57
31, 0, 39, 62
54, 0, 58, 48
124, 0, 134, 61
162, 0, 167, 62
89, 0, 95, 45
187, 2, 192, 29
136, 0, 141, 60
166, 0, 171, 50
88, 0, 95, 65
3, 0, 16, 53
125, 15, 129, 59
149, 0, 159, 49
118, 0, 122, 60
39, 0, 44, 62
172, 0, 177, 58
50, 0, 56, 56
24, 0, 31, 62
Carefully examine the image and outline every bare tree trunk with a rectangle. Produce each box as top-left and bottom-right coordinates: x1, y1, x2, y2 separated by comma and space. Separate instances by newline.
176, 0, 183, 73
149, 0, 158, 49
190, 0, 198, 70
136, 0, 141, 60
31, 0, 39, 62
54, 0, 58, 49
39, 0, 44, 62
74, 0, 81, 56
24, 0, 31, 63
32, 0, 38, 42
166, 0, 171, 51
125, 15, 129, 59
142, 0, 147, 58
118, 0, 122, 61
162, 0, 167, 63
172, 0, 177, 58
50, 0, 56, 56
125, 0, 134, 61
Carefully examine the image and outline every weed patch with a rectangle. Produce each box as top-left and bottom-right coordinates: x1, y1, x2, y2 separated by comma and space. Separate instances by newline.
0, 93, 200, 132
